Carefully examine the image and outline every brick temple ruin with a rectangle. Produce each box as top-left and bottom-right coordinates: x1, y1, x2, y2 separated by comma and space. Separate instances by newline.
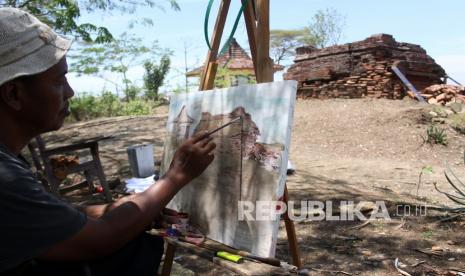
284, 34, 446, 99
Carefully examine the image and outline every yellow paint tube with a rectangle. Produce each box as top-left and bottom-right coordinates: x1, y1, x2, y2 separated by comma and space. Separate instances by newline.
216, 251, 244, 263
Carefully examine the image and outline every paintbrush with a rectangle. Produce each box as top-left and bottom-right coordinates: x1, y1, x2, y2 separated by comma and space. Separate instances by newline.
205, 117, 241, 136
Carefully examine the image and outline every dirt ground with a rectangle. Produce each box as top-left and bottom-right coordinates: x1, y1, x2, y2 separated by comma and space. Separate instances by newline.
42, 98, 465, 275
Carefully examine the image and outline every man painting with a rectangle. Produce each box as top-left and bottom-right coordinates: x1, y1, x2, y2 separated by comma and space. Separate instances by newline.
0, 8, 216, 276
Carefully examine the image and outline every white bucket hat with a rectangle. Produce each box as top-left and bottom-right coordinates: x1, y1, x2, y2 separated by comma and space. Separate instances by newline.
0, 7, 72, 86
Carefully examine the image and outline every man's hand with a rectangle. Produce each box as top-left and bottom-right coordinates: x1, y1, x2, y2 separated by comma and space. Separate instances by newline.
164, 131, 216, 188
39, 132, 216, 262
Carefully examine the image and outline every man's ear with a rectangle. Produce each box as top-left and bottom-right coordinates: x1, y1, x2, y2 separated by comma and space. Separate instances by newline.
0, 81, 23, 111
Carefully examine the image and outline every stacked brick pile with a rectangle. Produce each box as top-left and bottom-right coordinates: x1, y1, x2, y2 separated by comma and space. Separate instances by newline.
284, 34, 445, 99
416, 84, 465, 105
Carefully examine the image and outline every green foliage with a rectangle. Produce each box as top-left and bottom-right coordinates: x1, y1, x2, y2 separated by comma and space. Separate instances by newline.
305, 8, 346, 48
449, 113, 465, 134
69, 92, 157, 121
0, 0, 111, 43
423, 124, 448, 146
270, 29, 309, 65
435, 164, 465, 207
69, 92, 122, 120
82, 0, 180, 13
98, 91, 121, 116
144, 55, 171, 101
432, 106, 446, 115
417, 165, 433, 196
70, 33, 170, 101
422, 165, 433, 174
269, 8, 345, 65
125, 85, 141, 101
123, 99, 152, 116
0, 0, 179, 43
69, 93, 98, 121
421, 230, 434, 239
214, 67, 230, 88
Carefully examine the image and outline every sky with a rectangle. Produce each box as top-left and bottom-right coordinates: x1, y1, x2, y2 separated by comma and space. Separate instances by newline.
68, 0, 465, 95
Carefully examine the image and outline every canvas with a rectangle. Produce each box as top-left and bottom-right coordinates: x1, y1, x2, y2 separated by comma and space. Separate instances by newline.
161, 80, 297, 257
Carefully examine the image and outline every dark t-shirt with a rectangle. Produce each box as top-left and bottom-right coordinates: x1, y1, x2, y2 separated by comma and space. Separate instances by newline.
0, 144, 87, 272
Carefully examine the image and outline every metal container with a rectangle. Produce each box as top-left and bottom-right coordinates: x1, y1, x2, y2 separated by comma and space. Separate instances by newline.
126, 144, 154, 178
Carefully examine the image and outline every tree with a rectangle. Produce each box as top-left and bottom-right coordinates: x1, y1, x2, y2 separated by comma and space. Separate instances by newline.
304, 8, 345, 49
269, 8, 345, 65
270, 29, 308, 65
143, 55, 171, 101
70, 33, 168, 100
0, 0, 180, 43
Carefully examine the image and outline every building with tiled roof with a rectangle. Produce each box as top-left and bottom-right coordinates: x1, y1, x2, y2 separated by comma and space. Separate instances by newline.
187, 38, 284, 88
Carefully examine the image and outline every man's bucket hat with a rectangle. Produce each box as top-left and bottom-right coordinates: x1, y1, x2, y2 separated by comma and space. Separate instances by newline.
0, 7, 72, 86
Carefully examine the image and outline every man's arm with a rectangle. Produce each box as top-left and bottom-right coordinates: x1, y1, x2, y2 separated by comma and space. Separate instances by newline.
75, 194, 139, 219
39, 132, 215, 261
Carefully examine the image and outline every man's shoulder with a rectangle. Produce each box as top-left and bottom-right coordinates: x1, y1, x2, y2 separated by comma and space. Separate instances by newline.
0, 146, 88, 273
0, 144, 33, 184
0, 145, 27, 166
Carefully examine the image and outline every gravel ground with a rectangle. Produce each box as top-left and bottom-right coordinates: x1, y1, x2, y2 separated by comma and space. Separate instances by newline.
42, 98, 465, 275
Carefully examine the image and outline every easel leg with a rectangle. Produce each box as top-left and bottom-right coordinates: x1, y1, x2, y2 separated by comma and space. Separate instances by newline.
283, 185, 303, 269
199, 0, 231, 90
160, 241, 177, 276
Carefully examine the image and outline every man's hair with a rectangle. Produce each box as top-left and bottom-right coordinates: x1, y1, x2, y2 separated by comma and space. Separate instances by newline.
15, 74, 37, 86
0, 74, 36, 91
0, 74, 37, 106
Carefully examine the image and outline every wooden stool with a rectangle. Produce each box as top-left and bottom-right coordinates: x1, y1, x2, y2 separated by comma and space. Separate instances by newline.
27, 135, 113, 202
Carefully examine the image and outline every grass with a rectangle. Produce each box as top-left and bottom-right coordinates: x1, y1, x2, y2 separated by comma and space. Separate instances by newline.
448, 113, 465, 134
423, 124, 448, 146
421, 230, 434, 239
68, 92, 161, 122
431, 106, 447, 117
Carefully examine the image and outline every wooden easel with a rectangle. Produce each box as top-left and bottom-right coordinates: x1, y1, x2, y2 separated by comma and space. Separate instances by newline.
198, 0, 302, 267
199, 0, 274, 89
160, 1, 302, 274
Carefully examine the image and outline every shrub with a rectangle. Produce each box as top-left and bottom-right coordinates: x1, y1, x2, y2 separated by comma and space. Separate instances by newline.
98, 91, 122, 117
449, 113, 465, 135
69, 93, 97, 121
123, 99, 152, 116
434, 164, 465, 208
69, 92, 157, 122
423, 124, 447, 146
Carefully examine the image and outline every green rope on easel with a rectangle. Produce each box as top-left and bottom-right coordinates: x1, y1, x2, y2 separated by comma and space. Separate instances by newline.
204, 0, 216, 51
204, 0, 249, 55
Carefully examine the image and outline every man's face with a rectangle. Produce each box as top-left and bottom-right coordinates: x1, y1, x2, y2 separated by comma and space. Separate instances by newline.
18, 57, 74, 133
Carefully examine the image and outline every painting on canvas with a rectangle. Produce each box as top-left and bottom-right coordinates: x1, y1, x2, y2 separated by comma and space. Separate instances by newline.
161, 80, 297, 257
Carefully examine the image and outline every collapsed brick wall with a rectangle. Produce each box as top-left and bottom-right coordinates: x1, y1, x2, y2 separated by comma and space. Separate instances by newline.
283, 34, 446, 99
